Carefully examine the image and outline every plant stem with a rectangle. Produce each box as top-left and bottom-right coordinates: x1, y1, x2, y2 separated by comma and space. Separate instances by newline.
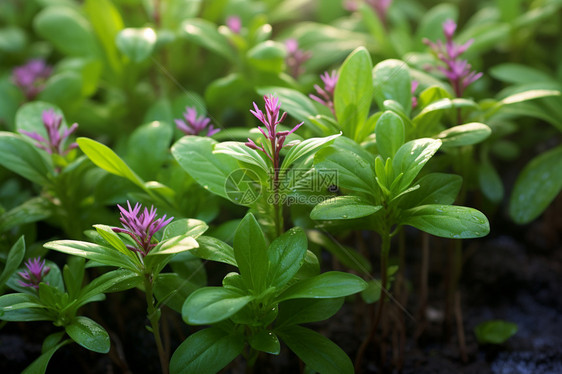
416, 232, 430, 340
455, 290, 468, 362
143, 273, 168, 374
355, 226, 391, 371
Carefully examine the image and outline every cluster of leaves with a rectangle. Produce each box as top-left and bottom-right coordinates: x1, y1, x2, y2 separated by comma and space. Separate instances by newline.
1, 0, 562, 373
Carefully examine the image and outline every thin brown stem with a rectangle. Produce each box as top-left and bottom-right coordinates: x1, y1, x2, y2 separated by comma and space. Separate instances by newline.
455, 291, 468, 362
417, 232, 430, 338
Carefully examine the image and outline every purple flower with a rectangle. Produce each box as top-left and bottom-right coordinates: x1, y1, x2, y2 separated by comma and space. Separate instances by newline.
245, 95, 303, 167
175, 107, 220, 137
17, 257, 50, 290
285, 39, 312, 79
367, 0, 393, 25
20, 109, 78, 155
112, 201, 174, 257
309, 70, 339, 116
423, 19, 482, 97
226, 15, 241, 34
411, 80, 419, 108
345, 0, 393, 26
12, 59, 52, 101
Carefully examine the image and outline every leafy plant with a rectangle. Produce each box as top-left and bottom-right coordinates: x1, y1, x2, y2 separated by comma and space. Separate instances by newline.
43, 202, 203, 374
0, 248, 136, 373
171, 213, 366, 374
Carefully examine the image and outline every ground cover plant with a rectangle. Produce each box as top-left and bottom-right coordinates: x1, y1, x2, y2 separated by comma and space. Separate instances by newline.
1, 0, 561, 373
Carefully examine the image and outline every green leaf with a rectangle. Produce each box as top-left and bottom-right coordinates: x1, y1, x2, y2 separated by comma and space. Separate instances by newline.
478, 159, 504, 203
22, 338, 72, 374
0, 293, 48, 321
0, 197, 51, 232
415, 3, 457, 48
214, 141, 270, 174
93, 224, 132, 257
276, 325, 354, 374
38, 72, 83, 111
247, 41, 286, 74
249, 330, 281, 355
373, 59, 412, 114
0, 236, 25, 286
392, 138, 441, 193
490, 63, 552, 85
358, 2, 393, 55
171, 136, 240, 200
180, 18, 236, 61
84, 0, 124, 75
397, 173, 462, 208
375, 111, 405, 159
41, 331, 65, 353
276, 271, 366, 302
190, 236, 237, 266
413, 98, 478, 127
154, 273, 200, 313
400, 205, 490, 238
65, 316, 110, 353
277, 298, 344, 328
147, 235, 199, 256
126, 121, 173, 181
0, 27, 26, 54
500, 89, 560, 106
182, 287, 253, 325
77, 137, 145, 189
63, 257, 85, 299
34, 6, 99, 58
77, 269, 140, 308
314, 146, 376, 196
44, 240, 138, 271
281, 133, 341, 171
334, 47, 373, 141
509, 145, 562, 224
474, 320, 518, 344
436, 123, 491, 147
233, 214, 268, 292
163, 218, 208, 240
170, 327, 244, 374
0, 132, 53, 185
116, 27, 157, 62
361, 279, 383, 304
267, 227, 308, 289
497, 0, 523, 21
310, 196, 381, 220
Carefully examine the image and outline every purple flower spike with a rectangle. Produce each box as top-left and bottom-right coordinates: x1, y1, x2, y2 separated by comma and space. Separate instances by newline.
309, 70, 339, 116
367, 0, 393, 26
226, 15, 241, 34
246, 95, 303, 168
20, 109, 78, 155
423, 19, 482, 98
12, 59, 52, 101
411, 80, 419, 108
442, 19, 457, 39
17, 257, 50, 290
175, 107, 220, 137
285, 39, 312, 79
112, 201, 173, 257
